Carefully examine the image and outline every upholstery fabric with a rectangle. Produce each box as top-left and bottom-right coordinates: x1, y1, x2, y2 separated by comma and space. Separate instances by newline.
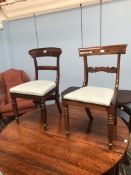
0, 69, 35, 117
10, 80, 56, 96
63, 86, 114, 106
0, 98, 34, 113
3, 69, 29, 103
0, 74, 6, 105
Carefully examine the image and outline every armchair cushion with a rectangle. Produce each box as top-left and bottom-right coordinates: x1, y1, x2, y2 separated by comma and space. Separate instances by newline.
63, 86, 114, 106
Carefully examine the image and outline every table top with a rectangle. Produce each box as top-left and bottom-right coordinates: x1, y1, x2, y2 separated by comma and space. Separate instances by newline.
0, 105, 129, 175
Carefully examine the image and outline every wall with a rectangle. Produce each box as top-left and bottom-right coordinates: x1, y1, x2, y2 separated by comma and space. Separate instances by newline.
0, 22, 10, 71
0, 30, 7, 72
0, 0, 131, 92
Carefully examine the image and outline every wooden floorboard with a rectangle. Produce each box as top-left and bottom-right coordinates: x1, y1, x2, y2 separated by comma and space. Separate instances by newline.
0, 105, 129, 175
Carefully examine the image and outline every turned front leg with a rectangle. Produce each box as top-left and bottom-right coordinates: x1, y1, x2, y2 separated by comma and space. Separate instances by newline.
114, 106, 117, 125
63, 104, 69, 136
11, 96, 19, 123
40, 97, 47, 130
108, 112, 114, 150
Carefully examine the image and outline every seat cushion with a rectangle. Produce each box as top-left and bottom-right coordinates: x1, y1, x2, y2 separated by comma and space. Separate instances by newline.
10, 80, 56, 96
63, 86, 114, 106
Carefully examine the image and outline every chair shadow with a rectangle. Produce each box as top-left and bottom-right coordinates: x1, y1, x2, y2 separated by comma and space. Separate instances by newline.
86, 119, 93, 133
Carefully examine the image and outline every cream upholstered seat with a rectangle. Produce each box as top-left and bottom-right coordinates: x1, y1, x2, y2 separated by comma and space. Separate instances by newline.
64, 86, 114, 107
10, 80, 56, 96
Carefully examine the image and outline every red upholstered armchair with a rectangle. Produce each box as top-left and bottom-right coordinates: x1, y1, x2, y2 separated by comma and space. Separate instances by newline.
0, 69, 35, 118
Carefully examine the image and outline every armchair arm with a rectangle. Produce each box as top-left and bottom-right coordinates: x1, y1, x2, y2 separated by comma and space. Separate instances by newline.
0, 92, 6, 106
0, 74, 7, 105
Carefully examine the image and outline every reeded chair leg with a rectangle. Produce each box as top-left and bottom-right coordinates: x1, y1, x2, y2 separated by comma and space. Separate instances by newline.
107, 111, 114, 150
40, 98, 47, 131
108, 124, 113, 150
114, 106, 117, 125
11, 96, 19, 123
85, 108, 93, 120
63, 104, 69, 136
114, 115, 117, 126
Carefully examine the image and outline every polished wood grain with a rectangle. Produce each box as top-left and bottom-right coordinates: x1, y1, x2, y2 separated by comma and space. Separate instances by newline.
0, 105, 129, 175
117, 90, 131, 165
79, 44, 127, 56
62, 44, 127, 150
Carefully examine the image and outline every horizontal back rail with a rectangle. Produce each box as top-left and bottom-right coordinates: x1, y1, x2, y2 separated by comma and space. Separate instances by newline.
79, 44, 127, 56
38, 66, 57, 71
29, 47, 62, 58
88, 66, 117, 73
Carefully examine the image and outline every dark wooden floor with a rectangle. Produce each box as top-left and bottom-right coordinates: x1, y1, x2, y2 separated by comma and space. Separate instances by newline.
0, 105, 129, 175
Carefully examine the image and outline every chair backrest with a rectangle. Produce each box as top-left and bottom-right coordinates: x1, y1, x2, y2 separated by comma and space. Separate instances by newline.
29, 47, 62, 86
78, 44, 127, 90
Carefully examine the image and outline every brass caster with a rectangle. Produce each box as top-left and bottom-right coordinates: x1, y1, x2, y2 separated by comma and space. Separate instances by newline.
43, 124, 47, 131
66, 131, 70, 137
16, 118, 19, 124
108, 143, 112, 150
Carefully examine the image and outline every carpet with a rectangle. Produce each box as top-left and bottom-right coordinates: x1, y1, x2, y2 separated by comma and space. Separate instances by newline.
0, 118, 131, 175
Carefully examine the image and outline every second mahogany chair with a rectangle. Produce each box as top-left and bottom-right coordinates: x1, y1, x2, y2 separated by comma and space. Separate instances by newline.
10, 47, 62, 130
62, 44, 127, 150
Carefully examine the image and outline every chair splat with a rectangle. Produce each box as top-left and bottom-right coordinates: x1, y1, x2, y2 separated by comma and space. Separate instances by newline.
88, 67, 117, 73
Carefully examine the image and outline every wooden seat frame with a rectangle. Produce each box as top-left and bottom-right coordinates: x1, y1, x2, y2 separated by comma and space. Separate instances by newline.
62, 44, 127, 150
10, 47, 62, 130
